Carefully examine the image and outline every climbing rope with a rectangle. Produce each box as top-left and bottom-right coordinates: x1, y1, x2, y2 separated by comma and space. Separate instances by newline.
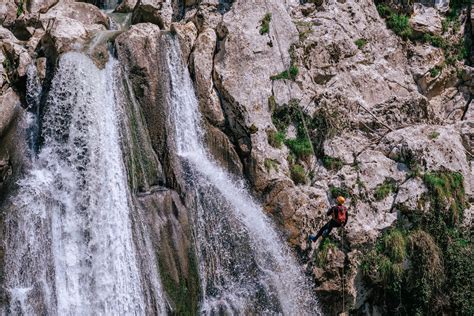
341, 228, 346, 314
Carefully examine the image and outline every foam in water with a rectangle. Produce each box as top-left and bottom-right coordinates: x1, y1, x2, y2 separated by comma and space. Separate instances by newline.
165, 37, 320, 315
4, 52, 164, 314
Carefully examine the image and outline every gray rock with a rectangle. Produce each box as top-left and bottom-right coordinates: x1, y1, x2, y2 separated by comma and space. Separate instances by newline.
115, 0, 138, 13
410, 4, 443, 35
132, 0, 172, 29
191, 27, 224, 126
0, 88, 21, 137
26, 0, 59, 14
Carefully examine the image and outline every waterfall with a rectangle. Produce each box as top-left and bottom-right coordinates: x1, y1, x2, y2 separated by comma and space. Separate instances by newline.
165, 37, 320, 315
3, 52, 164, 314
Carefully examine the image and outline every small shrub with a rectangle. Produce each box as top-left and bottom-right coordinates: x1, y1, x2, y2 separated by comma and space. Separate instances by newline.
376, 3, 392, 17
266, 129, 285, 148
264, 158, 279, 172
429, 131, 440, 139
355, 38, 367, 49
17, 0, 24, 17
423, 171, 466, 226
290, 164, 307, 185
270, 65, 299, 81
249, 124, 258, 134
374, 179, 397, 201
285, 136, 312, 160
329, 186, 350, 199
424, 34, 447, 49
386, 13, 413, 39
429, 66, 442, 78
268, 95, 277, 112
383, 229, 407, 262
322, 155, 344, 171
259, 13, 272, 35
315, 238, 337, 266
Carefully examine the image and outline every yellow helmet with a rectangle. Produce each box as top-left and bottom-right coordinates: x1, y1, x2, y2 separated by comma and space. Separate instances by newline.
336, 196, 345, 205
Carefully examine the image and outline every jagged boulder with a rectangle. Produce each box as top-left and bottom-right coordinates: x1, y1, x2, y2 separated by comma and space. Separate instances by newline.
42, 2, 109, 30
378, 125, 471, 190
26, 0, 59, 14
0, 88, 21, 137
132, 0, 173, 29
410, 4, 443, 35
170, 21, 197, 62
190, 27, 224, 126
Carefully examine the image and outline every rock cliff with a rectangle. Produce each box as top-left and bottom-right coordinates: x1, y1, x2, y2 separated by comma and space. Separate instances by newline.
0, 0, 472, 314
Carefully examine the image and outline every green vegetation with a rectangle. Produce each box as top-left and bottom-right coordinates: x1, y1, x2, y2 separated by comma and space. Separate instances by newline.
286, 137, 312, 160
429, 131, 440, 139
271, 99, 314, 161
249, 124, 258, 134
361, 171, 473, 315
17, 1, 24, 17
270, 65, 299, 81
329, 186, 350, 200
423, 171, 466, 226
322, 155, 344, 171
423, 34, 447, 49
268, 95, 277, 112
266, 129, 286, 149
355, 38, 367, 49
264, 158, 279, 172
290, 164, 307, 185
374, 179, 397, 201
376, 4, 412, 40
315, 238, 338, 267
158, 246, 200, 315
294, 21, 313, 41
259, 13, 272, 35
429, 66, 442, 78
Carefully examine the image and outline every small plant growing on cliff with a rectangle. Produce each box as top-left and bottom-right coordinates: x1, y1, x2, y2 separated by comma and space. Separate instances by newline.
376, 4, 413, 40
329, 186, 350, 200
374, 179, 397, 201
424, 34, 447, 49
423, 171, 466, 225
429, 66, 442, 78
355, 38, 367, 49
264, 158, 279, 172
322, 155, 344, 171
315, 238, 337, 267
259, 13, 272, 35
270, 65, 299, 81
266, 129, 285, 148
290, 164, 307, 185
285, 137, 312, 160
17, 0, 24, 17
429, 131, 440, 139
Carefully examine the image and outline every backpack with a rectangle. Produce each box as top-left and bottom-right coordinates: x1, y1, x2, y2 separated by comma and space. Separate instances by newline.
335, 205, 347, 224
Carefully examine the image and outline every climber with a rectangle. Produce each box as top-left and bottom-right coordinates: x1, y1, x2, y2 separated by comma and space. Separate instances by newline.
308, 196, 348, 243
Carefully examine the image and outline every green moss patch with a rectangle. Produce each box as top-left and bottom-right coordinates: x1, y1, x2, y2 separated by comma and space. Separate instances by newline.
322, 155, 344, 171
355, 38, 368, 49
360, 171, 472, 314
259, 13, 272, 35
290, 164, 307, 185
374, 179, 397, 201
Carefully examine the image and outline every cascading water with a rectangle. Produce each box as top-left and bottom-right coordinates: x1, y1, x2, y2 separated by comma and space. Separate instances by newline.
165, 36, 320, 315
3, 52, 165, 314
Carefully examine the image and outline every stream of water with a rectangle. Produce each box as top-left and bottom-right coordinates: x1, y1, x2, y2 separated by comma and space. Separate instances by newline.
166, 36, 320, 315
3, 52, 157, 315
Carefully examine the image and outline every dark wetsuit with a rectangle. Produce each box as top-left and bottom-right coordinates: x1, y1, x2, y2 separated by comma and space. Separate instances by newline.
311, 205, 348, 241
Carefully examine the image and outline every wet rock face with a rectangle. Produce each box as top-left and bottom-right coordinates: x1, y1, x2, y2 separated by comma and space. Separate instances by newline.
0, 0, 472, 314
